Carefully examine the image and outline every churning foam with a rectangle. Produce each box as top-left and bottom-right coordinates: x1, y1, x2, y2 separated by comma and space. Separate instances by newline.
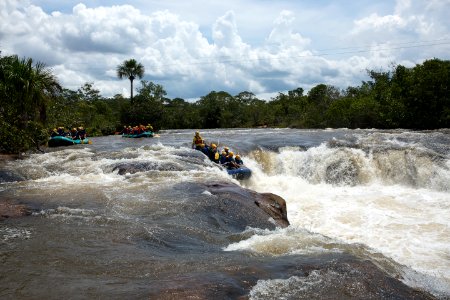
236, 145, 450, 296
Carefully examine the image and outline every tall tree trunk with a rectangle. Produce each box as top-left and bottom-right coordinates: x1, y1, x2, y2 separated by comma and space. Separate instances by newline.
130, 79, 134, 103
129, 75, 135, 104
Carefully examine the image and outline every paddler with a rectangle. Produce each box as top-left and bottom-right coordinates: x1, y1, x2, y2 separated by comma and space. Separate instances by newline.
70, 127, 79, 140
50, 128, 58, 137
192, 131, 204, 150
224, 151, 239, 169
220, 150, 227, 164
235, 154, 243, 166
78, 126, 86, 140
208, 143, 220, 163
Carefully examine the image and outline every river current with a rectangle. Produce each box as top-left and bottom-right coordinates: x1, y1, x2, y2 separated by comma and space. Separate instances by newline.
0, 128, 449, 299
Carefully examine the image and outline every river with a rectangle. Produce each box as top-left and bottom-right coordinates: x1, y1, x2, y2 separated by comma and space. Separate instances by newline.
0, 128, 449, 299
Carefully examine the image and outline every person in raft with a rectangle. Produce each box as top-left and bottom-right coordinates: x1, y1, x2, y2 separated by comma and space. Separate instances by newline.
223, 147, 230, 157
70, 128, 79, 140
119, 126, 129, 135
235, 154, 243, 166
219, 150, 227, 164
192, 131, 204, 150
223, 151, 240, 170
78, 127, 87, 140
50, 128, 59, 137
208, 143, 220, 163
57, 127, 66, 136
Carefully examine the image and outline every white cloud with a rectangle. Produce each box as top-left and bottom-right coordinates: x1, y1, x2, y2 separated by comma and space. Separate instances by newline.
268, 10, 310, 49
1, 0, 449, 100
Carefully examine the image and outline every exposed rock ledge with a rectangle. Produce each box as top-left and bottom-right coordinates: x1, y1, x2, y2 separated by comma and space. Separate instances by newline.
203, 182, 289, 228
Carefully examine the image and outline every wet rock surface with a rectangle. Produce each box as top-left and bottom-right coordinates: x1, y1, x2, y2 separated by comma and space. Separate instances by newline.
148, 254, 436, 299
0, 169, 25, 183
0, 199, 32, 220
111, 161, 184, 174
203, 182, 289, 228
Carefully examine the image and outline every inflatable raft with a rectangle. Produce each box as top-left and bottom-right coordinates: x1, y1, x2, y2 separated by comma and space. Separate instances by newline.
48, 136, 90, 147
122, 131, 154, 138
227, 166, 252, 180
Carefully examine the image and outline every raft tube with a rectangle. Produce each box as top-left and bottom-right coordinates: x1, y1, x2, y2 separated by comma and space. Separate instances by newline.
48, 136, 90, 147
227, 166, 252, 180
122, 131, 154, 138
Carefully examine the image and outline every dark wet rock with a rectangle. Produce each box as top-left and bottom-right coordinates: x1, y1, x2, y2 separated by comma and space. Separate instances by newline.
0, 199, 32, 220
203, 182, 289, 229
131, 181, 290, 255
254, 192, 289, 228
147, 253, 436, 299
111, 161, 184, 174
0, 169, 25, 183
276, 255, 437, 300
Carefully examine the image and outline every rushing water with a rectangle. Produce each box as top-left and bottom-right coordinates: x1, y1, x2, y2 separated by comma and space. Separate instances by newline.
0, 128, 449, 299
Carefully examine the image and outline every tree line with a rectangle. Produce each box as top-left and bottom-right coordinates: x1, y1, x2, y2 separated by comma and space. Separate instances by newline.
1, 52, 449, 154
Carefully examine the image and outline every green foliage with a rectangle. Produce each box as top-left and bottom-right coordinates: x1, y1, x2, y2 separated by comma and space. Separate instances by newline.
1, 50, 449, 155
0, 54, 61, 153
163, 98, 201, 129
120, 80, 166, 129
401, 59, 450, 128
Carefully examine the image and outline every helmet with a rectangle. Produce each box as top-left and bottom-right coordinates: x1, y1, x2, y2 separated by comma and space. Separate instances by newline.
195, 131, 200, 136
229, 152, 234, 157
224, 147, 229, 151
211, 144, 217, 148
235, 155, 241, 159
200, 144, 205, 147
72, 128, 76, 131
221, 150, 226, 154
53, 128, 57, 132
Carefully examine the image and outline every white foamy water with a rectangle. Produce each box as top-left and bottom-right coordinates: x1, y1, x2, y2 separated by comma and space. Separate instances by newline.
237, 144, 450, 297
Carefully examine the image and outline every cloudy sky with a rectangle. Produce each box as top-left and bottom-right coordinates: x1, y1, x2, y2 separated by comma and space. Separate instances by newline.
1, 0, 449, 100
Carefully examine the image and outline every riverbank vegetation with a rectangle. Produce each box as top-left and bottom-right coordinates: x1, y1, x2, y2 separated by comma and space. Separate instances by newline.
1, 51, 449, 153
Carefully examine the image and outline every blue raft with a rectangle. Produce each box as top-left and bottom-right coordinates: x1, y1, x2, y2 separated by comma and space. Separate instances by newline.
227, 166, 252, 180
122, 131, 154, 138
48, 136, 90, 147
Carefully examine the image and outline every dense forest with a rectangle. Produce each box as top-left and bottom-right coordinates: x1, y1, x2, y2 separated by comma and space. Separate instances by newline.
1, 52, 449, 154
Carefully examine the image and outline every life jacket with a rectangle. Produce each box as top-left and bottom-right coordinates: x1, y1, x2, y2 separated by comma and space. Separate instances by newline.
193, 135, 203, 145
208, 149, 220, 163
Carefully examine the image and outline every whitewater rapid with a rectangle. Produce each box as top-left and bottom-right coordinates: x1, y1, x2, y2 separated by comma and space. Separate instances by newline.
231, 142, 450, 298
1, 129, 449, 298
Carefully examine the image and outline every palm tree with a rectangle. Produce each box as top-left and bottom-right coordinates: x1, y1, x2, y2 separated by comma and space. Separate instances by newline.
0, 54, 61, 153
1, 55, 61, 126
116, 59, 145, 102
